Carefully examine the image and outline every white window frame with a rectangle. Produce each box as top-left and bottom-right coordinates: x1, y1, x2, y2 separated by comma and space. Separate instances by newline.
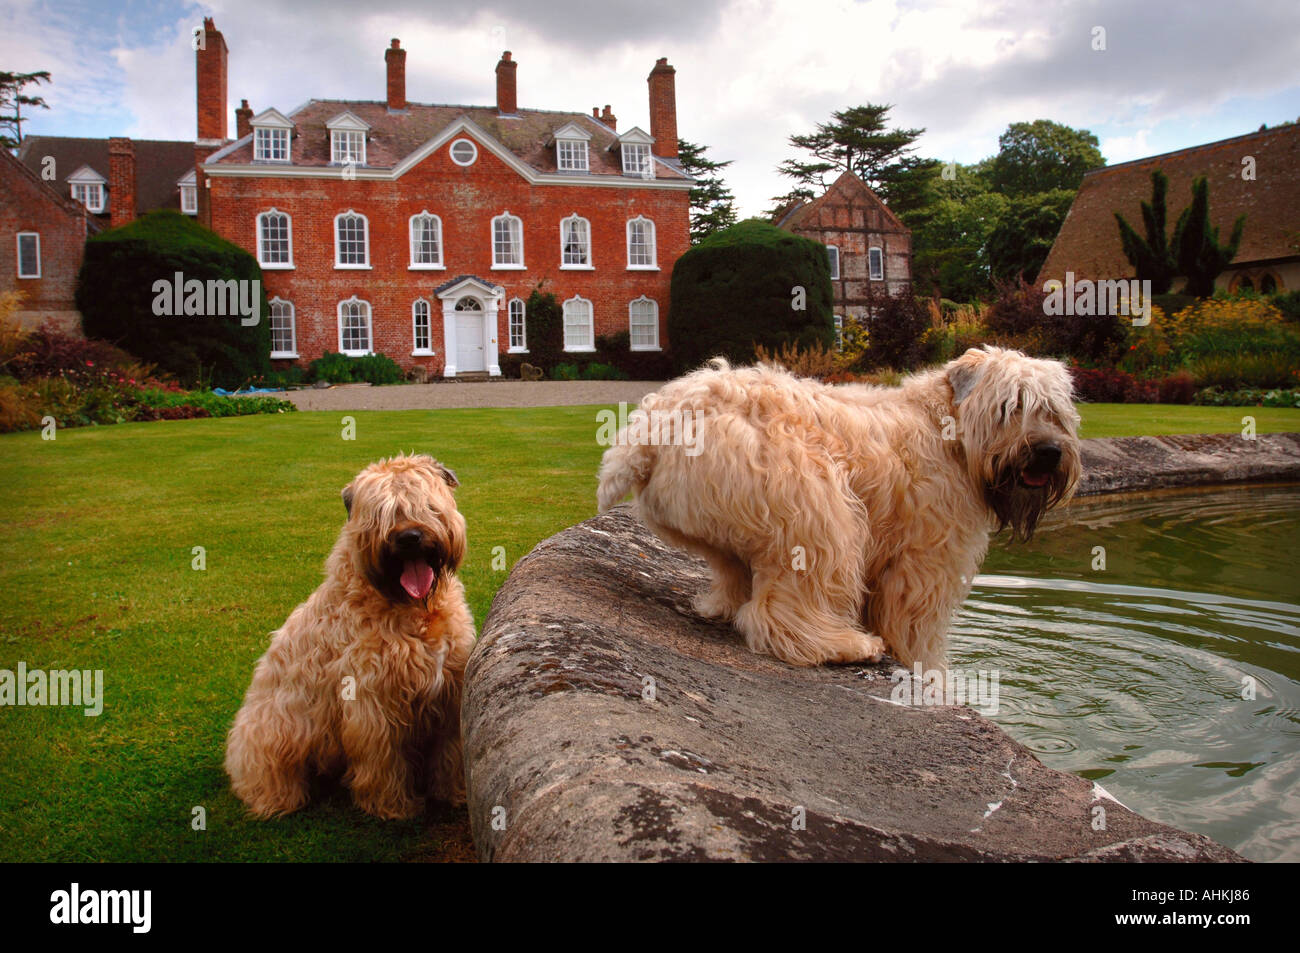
180, 185, 197, 214
621, 143, 652, 177
449, 138, 478, 166
508, 297, 527, 352
833, 314, 844, 350
562, 295, 595, 352
256, 209, 294, 269
560, 214, 593, 269
71, 182, 105, 214
869, 246, 884, 281
254, 126, 290, 163
827, 245, 840, 280
409, 212, 445, 270
331, 129, 366, 166
334, 210, 371, 269
337, 296, 373, 356
491, 211, 525, 269
627, 216, 658, 270
557, 139, 589, 173
268, 297, 297, 358
412, 298, 434, 356
629, 296, 660, 351
16, 232, 40, 279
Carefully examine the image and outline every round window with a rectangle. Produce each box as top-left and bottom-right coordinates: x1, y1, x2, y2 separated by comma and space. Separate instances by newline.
450, 139, 478, 166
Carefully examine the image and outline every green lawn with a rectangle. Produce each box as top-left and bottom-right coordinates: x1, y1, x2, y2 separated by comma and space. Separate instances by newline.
1, 401, 1297, 862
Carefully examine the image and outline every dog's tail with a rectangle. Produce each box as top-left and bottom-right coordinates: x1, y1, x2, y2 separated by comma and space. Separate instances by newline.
597, 436, 656, 513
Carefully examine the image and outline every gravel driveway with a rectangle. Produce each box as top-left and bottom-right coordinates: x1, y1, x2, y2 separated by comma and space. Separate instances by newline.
280, 380, 663, 411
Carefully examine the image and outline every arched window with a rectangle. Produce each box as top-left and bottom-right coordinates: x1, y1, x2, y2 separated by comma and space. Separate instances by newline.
508, 298, 527, 352
410, 213, 443, 268
412, 299, 432, 354
257, 209, 293, 268
455, 297, 482, 312
335, 210, 370, 267
338, 297, 372, 355
1261, 274, 1278, 295
563, 296, 594, 351
560, 214, 592, 268
628, 297, 659, 350
627, 216, 656, 269
492, 212, 524, 268
269, 298, 296, 357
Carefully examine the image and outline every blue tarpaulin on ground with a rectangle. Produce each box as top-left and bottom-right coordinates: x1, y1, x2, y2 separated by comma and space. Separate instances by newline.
212, 387, 283, 396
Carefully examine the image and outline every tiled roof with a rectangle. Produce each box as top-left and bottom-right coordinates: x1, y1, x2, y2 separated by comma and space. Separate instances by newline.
1039, 124, 1300, 282
16, 136, 195, 217
1, 146, 101, 231
775, 171, 910, 233
209, 100, 690, 180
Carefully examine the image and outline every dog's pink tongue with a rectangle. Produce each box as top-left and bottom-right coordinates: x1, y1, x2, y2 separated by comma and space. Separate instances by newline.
401, 560, 435, 599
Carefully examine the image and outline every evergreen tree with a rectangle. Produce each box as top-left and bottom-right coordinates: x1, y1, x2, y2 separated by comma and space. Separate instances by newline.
0, 69, 51, 149
1114, 170, 1178, 294
1172, 176, 1245, 297
677, 139, 738, 244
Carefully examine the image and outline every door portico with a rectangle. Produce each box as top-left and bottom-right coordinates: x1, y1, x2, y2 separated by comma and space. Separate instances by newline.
435, 275, 503, 377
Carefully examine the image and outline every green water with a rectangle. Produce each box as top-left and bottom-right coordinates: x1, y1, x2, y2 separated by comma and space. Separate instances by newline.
956, 484, 1300, 862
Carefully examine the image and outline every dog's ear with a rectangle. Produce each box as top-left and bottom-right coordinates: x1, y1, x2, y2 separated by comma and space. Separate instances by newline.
436, 463, 459, 489
341, 484, 354, 517
947, 350, 984, 405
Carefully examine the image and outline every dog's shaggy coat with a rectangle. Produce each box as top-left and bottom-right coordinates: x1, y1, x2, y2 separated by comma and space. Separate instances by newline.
598, 346, 1080, 670
225, 454, 474, 819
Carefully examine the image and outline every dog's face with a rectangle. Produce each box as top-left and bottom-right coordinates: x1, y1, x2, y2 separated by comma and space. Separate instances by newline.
340, 454, 466, 605
947, 346, 1081, 541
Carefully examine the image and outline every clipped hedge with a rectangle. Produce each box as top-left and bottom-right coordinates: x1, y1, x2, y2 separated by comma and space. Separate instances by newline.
668, 218, 835, 374
76, 211, 271, 389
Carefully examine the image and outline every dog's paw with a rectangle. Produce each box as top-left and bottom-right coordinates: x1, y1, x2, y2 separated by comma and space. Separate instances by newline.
824, 631, 887, 665
692, 589, 740, 621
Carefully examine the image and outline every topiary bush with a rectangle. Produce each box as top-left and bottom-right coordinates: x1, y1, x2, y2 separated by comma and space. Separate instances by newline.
76, 211, 270, 389
668, 218, 835, 374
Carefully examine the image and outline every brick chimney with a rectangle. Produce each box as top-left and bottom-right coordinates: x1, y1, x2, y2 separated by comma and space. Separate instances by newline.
108, 137, 136, 227
235, 99, 253, 139
601, 104, 617, 131
385, 39, 407, 110
496, 51, 517, 115
195, 16, 228, 144
647, 58, 678, 158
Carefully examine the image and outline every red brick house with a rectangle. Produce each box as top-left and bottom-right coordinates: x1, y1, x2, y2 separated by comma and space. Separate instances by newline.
0, 147, 98, 331
774, 171, 913, 335
195, 19, 693, 377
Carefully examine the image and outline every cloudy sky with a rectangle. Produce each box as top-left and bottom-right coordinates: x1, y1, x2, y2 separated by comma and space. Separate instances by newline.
4, 0, 1299, 215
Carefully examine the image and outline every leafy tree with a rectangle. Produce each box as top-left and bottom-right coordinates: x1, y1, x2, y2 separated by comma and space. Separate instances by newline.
677, 139, 738, 244
1172, 176, 1245, 298
0, 69, 51, 149
906, 192, 1007, 301
986, 188, 1076, 283
1114, 170, 1178, 294
773, 104, 937, 212
668, 219, 834, 374
989, 119, 1104, 196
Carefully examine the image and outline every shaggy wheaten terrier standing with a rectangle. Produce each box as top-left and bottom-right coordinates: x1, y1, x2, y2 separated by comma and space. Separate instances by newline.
598, 346, 1080, 671
225, 454, 474, 819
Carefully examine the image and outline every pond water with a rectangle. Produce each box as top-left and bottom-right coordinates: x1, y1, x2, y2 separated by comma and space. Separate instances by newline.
953, 484, 1300, 862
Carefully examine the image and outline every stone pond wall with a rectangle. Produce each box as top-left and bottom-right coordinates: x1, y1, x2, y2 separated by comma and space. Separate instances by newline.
462, 433, 1300, 861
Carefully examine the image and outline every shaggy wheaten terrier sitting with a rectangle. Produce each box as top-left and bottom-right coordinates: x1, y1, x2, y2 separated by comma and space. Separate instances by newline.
225, 454, 475, 819
598, 346, 1080, 670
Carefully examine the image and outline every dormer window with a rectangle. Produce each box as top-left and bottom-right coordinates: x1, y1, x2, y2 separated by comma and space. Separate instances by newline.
552, 121, 592, 173
67, 166, 107, 213
616, 127, 655, 178
177, 169, 197, 215
250, 108, 294, 162
326, 110, 370, 166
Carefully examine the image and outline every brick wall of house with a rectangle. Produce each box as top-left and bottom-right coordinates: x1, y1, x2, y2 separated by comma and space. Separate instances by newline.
0, 152, 89, 331
788, 196, 912, 320
208, 133, 689, 374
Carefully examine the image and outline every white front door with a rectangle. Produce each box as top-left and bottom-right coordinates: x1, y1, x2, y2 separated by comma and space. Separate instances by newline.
456, 313, 485, 372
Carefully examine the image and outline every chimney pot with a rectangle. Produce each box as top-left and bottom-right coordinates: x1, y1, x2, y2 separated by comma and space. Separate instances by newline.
235, 99, 253, 139
601, 104, 617, 131
496, 51, 518, 115
385, 38, 407, 110
108, 137, 136, 227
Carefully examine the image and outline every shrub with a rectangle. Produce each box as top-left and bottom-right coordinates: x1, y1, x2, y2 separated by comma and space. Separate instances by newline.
753, 340, 839, 378
1069, 366, 1157, 403
1151, 293, 1197, 317
308, 351, 357, 384
1190, 353, 1298, 390
593, 332, 674, 380
550, 362, 581, 381
984, 276, 1046, 337
0, 378, 42, 431
855, 290, 931, 370
1156, 371, 1197, 404
580, 362, 630, 381
1269, 289, 1300, 322
1193, 386, 1300, 408
350, 353, 404, 385
76, 211, 271, 389
668, 218, 835, 374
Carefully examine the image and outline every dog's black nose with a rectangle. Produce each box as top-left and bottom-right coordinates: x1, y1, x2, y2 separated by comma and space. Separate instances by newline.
396, 529, 422, 549
1032, 442, 1062, 468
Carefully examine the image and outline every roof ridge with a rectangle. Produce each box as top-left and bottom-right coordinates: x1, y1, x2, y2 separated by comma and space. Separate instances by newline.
1086, 124, 1298, 179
